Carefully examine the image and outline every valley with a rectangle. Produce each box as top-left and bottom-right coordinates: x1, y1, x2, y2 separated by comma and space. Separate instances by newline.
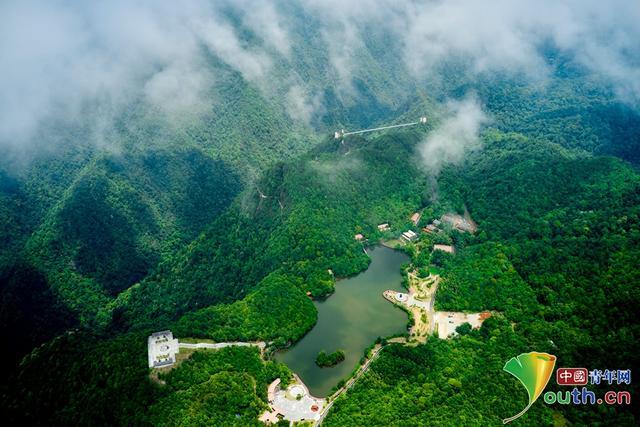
1, 2, 639, 426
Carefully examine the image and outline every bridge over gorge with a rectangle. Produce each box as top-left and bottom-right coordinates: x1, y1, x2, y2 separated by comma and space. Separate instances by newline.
334, 116, 427, 140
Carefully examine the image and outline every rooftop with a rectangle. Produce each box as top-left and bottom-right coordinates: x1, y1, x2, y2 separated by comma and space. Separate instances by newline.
148, 330, 179, 368
433, 244, 455, 253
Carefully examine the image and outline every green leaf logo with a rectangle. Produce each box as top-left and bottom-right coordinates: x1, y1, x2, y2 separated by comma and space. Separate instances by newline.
502, 352, 556, 424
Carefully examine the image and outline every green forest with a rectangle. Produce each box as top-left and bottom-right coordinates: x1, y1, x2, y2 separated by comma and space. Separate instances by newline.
4, 113, 637, 425
1, 2, 639, 426
316, 350, 346, 368
324, 130, 640, 426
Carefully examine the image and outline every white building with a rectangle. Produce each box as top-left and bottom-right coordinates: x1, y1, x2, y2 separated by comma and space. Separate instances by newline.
401, 230, 417, 241
377, 223, 390, 232
148, 330, 179, 368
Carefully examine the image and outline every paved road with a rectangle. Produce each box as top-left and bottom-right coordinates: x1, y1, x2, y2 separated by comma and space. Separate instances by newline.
178, 341, 266, 351
313, 277, 441, 425
426, 280, 438, 334
314, 343, 391, 426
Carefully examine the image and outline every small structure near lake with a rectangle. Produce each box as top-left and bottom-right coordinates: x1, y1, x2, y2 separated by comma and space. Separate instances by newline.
423, 224, 438, 233
422, 218, 442, 234
410, 212, 421, 226
377, 223, 390, 232
148, 331, 266, 369
260, 376, 325, 424
401, 230, 418, 242
394, 292, 408, 303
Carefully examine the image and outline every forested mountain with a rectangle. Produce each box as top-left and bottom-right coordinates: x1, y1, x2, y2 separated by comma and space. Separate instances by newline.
0, 1, 423, 374
1, 1, 639, 426
325, 131, 640, 426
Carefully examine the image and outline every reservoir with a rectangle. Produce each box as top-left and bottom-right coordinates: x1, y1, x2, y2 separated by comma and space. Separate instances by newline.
275, 245, 409, 397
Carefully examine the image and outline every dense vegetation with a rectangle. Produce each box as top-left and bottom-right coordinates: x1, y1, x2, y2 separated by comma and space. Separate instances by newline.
3, 331, 159, 425
112, 130, 429, 331
326, 128, 640, 425
1, 8, 639, 424
23, 148, 242, 323
0, 262, 77, 381
316, 350, 346, 368
0, 172, 35, 269
325, 320, 556, 426
435, 242, 537, 321
149, 346, 290, 426
173, 272, 317, 346
2, 333, 288, 426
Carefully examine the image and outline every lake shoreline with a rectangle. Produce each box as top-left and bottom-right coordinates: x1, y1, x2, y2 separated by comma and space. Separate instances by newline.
274, 245, 409, 397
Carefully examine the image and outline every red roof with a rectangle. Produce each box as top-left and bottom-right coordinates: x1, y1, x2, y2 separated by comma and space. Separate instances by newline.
479, 312, 492, 320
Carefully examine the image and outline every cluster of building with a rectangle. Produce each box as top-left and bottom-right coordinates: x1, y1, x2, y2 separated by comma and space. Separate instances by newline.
423, 213, 478, 234
353, 211, 476, 245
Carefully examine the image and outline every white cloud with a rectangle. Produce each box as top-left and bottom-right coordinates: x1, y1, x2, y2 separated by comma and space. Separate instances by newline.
196, 16, 272, 85
0, 0, 290, 148
1, 0, 639, 150
402, 0, 640, 101
239, 0, 292, 57
0, 0, 216, 146
303, 0, 640, 105
285, 85, 322, 125
143, 62, 211, 118
419, 95, 489, 176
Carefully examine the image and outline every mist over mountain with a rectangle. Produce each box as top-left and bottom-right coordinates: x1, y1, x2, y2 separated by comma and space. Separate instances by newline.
2, 0, 639, 152
0, 1, 639, 426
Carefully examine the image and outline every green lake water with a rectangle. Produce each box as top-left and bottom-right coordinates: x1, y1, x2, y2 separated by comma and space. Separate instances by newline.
275, 245, 409, 397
